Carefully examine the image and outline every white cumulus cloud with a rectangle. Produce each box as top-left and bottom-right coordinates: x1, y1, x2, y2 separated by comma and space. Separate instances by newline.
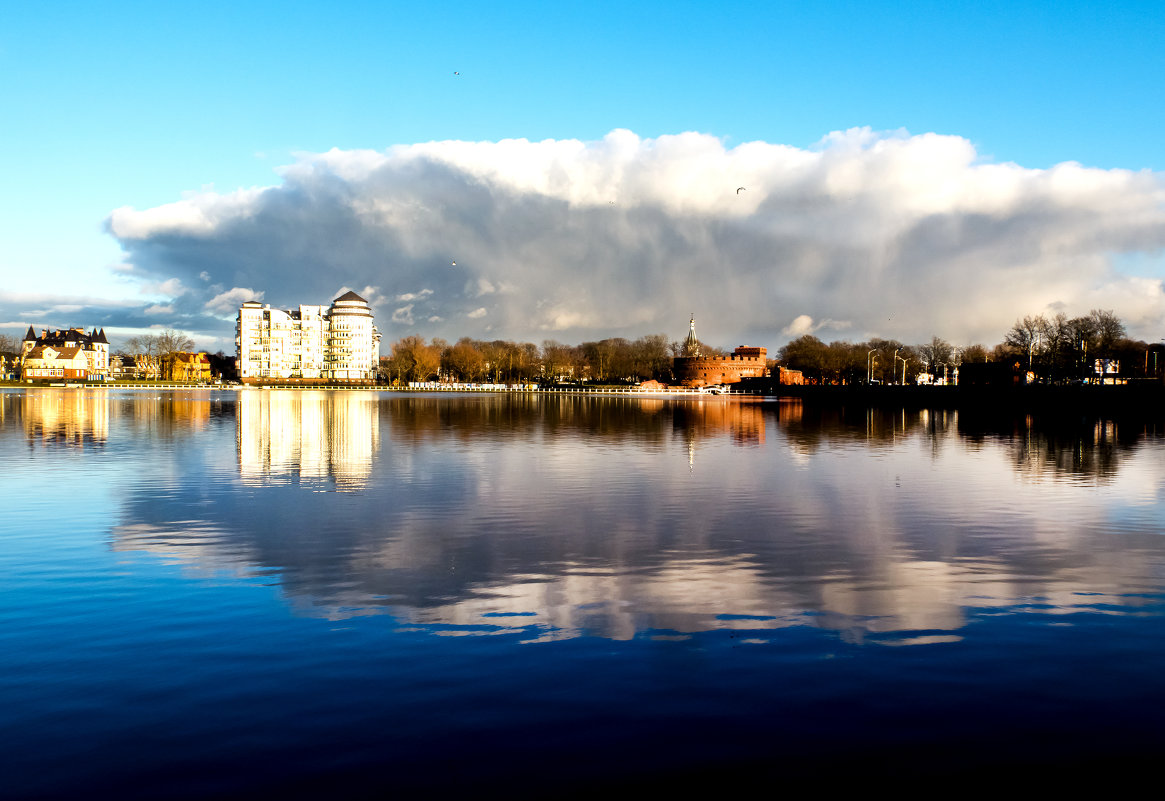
106, 128, 1165, 348
396, 289, 434, 302
783, 315, 850, 337
205, 287, 263, 314
109, 187, 266, 240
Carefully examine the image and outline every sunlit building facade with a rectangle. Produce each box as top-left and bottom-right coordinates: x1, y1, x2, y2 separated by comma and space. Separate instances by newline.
236, 291, 380, 384
20, 326, 110, 381
672, 317, 768, 387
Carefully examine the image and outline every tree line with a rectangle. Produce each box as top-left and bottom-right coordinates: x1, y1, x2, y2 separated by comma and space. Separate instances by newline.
5, 306, 1161, 387
381, 334, 719, 385
778, 308, 1164, 384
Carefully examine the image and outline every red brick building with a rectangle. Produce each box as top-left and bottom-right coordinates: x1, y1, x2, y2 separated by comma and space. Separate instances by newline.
672, 317, 769, 387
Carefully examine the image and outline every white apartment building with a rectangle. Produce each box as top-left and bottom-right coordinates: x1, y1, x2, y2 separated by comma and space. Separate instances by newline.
236, 291, 381, 384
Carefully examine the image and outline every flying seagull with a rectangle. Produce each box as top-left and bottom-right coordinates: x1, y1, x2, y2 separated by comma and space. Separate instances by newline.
453, 71, 460, 75
736, 186, 746, 194
451, 260, 457, 266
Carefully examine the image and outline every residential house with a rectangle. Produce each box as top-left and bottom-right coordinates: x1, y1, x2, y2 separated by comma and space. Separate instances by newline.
20, 326, 110, 381
168, 352, 212, 383
21, 345, 93, 381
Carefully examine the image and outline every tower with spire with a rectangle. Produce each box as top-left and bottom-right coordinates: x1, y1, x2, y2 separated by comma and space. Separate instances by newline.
672, 316, 768, 388
682, 316, 701, 358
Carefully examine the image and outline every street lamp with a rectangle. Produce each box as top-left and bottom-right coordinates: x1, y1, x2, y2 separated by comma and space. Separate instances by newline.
867, 349, 877, 384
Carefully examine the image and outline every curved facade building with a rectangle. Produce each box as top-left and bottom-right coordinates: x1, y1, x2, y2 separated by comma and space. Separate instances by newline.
236, 291, 381, 385
325, 291, 378, 381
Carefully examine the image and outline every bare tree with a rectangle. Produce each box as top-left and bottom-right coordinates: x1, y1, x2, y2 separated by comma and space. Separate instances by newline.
124, 334, 161, 379
444, 339, 485, 381
779, 335, 828, 381
867, 338, 905, 384
1005, 315, 1049, 369
960, 344, 989, 364
917, 336, 953, 377
541, 340, 577, 383
155, 328, 195, 355
156, 329, 195, 379
385, 335, 440, 384
1005, 315, 1045, 352
1088, 309, 1126, 355
633, 334, 672, 380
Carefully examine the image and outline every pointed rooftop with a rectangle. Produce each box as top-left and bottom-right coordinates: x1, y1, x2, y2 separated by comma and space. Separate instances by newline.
333, 290, 367, 304
682, 316, 701, 358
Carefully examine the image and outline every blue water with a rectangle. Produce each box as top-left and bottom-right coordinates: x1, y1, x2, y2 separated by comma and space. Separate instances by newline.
3, 389, 1165, 796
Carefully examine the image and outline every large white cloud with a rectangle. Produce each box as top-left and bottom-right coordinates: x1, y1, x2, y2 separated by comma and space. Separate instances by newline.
106, 128, 1165, 348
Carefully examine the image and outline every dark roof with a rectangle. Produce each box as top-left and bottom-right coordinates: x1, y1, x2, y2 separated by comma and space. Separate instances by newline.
28, 327, 107, 349
333, 290, 367, 303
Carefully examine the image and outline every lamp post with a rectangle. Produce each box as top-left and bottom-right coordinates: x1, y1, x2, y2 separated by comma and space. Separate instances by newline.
867, 349, 877, 384
949, 348, 962, 387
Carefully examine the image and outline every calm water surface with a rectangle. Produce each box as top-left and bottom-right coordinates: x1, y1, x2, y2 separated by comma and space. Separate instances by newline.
3, 388, 1165, 796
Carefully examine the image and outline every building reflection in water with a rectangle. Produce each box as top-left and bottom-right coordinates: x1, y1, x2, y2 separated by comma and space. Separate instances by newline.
237, 390, 378, 490
7, 388, 228, 450
11, 389, 110, 449
102, 392, 1165, 643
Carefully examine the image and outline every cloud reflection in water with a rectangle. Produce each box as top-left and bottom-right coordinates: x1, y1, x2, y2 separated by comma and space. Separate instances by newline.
11, 389, 1158, 644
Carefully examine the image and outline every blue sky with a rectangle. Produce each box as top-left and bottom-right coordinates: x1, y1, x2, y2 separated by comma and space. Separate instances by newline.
3, 0, 1164, 350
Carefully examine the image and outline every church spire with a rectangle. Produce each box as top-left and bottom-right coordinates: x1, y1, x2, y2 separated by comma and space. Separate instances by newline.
683, 316, 701, 357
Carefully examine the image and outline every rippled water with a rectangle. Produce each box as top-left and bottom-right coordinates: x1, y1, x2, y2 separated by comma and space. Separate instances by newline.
3, 388, 1165, 796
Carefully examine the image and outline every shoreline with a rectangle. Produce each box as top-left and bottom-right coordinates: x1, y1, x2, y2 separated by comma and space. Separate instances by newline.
4, 380, 1164, 414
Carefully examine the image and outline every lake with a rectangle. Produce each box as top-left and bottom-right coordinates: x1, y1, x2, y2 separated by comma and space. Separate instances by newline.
3, 388, 1165, 797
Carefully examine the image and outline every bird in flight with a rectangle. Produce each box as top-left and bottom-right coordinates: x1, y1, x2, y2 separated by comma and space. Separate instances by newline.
451, 260, 457, 266
736, 187, 746, 194
453, 71, 460, 75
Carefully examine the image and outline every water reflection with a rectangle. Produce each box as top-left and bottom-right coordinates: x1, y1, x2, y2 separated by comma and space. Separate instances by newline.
376, 393, 768, 447
780, 403, 1159, 482
237, 390, 378, 490
7, 389, 110, 449
82, 392, 1165, 644
0, 388, 239, 451
6, 389, 1155, 641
